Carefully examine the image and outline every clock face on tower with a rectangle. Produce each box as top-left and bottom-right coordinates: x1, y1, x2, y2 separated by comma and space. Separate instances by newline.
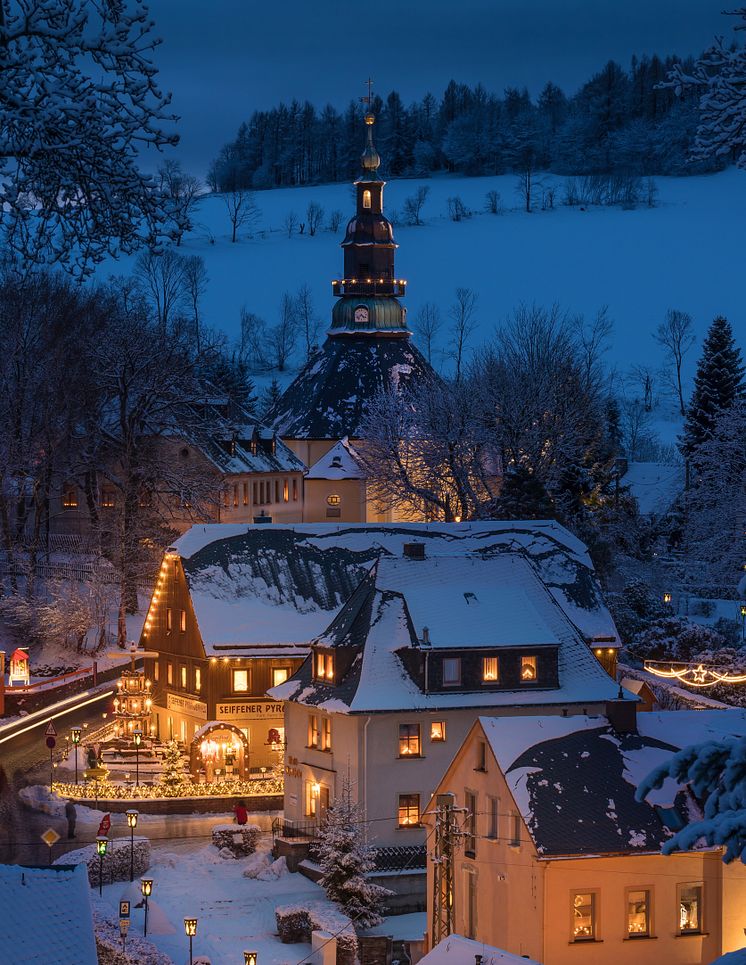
354, 306, 369, 324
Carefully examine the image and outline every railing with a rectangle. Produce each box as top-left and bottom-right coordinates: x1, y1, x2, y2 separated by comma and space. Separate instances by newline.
372, 845, 426, 872
331, 278, 407, 298
8, 665, 93, 693
273, 818, 321, 841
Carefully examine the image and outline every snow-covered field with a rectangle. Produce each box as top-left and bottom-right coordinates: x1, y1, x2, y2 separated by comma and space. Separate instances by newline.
102, 168, 746, 393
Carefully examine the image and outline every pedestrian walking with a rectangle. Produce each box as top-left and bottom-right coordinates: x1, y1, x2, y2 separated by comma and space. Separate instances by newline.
233, 799, 248, 825
65, 799, 77, 839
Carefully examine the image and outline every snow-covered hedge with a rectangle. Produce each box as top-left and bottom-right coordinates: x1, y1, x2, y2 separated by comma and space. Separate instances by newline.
57, 837, 150, 887
211, 823, 261, 857
276, 902, 357, 960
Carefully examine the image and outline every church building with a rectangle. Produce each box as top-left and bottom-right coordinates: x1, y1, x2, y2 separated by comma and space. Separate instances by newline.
267, 111, 433, 523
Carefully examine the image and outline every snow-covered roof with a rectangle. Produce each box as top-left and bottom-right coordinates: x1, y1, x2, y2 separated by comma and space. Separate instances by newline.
273, 552, 621, 713
265, 336, 432, 440
479, 708, 746, 857
174, 521, 621, 659
305, 437, 365, 480
419, 934, 540, 965
0, 864, 97, 965
623, 461, 684, 516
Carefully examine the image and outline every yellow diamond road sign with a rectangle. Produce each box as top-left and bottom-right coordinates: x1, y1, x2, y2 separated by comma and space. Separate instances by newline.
41, 828, 60, 848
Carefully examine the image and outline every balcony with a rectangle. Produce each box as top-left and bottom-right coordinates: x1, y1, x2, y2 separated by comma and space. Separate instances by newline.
332, 277, 407, 298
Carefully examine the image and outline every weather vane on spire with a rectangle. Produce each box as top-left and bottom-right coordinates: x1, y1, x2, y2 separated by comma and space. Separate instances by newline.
360, 77, 374, 109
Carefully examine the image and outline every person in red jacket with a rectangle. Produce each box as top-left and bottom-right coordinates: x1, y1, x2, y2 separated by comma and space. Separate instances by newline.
233, 799, 248, 825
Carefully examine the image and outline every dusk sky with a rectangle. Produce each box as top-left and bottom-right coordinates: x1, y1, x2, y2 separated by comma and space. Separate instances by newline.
148, 0, 730, 175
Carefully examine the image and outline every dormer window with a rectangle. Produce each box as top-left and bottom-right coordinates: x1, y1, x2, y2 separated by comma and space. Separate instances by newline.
521, 655, 538, 682
315, 650, 334, 683
482, 657, 499, 682
363, 189, 372, 209
442, 657, 461, 686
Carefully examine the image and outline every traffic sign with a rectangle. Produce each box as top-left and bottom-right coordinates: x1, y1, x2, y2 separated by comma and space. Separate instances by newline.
98, 813, 111, 836
45, 736, 56, 750
41, 828, 60, 848
119, 900, 130, 920
44, 722, 57, 738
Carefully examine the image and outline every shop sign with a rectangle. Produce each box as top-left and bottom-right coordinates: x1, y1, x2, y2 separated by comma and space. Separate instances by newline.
166, 693, 208, 719
216, 700, 284, 718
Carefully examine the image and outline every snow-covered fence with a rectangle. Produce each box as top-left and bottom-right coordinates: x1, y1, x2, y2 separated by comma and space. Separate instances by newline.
57, 836, 150, 887
276, 903, 357, 963
211, 823, 261, 857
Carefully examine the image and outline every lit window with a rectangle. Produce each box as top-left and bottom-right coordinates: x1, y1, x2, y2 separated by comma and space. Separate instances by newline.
627, 889, 650, 937
321, 717, 331, 751
679, 884, 702, 934
398, 723, 421, 757
273, 667, 289, 687
154, 662, 160, 682
363, 189, 372, 209
62, 484, 78, 509
308, 715, 320, 748
232, 669, 249, 693
167, 663, 173, 685
101, 488, 115, 508
180, 609, 186, 632
283, 479, 289, 502
442, 657, 461, 686
572, 892, 596, 941
305, 781, 319, 817
327, 494, 341, 506
397, 793, 420, 827
195, 667, 201, 691
482, 656, 499, 682
324, 653, 334, 682
430, 721, 446, 742
243, 482, 249, 506
166, 608, 172, 632
180, 665, 187, 688
487, 796, 499, 839
315, 651, 326, 679
521, 655, 538, 681
233, 484, 238, 508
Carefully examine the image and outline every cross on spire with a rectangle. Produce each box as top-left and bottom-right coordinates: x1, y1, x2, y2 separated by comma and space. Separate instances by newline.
360, 77, 374, 107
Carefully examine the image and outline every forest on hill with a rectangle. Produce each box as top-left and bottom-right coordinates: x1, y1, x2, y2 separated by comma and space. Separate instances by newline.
209, 54, 724, 191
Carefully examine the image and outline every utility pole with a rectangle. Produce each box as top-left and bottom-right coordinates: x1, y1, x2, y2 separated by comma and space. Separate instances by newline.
431, 792, 461, 948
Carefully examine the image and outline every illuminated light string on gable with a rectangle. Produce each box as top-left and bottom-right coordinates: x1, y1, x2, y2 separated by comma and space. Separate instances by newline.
643, 659, 746, 687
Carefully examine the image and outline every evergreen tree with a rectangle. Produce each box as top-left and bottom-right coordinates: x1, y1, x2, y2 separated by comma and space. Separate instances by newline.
316, 774, 392, 928
495, 465, 557, 521
261, 378, 283, 418
160, 739, 187, 792
682, 316, 745, 457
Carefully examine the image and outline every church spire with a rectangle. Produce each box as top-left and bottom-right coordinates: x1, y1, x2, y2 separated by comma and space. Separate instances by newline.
329, 98, 409, 338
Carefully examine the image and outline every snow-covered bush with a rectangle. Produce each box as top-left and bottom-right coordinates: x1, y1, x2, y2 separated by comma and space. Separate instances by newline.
315, 776, 392, 929
211, 823, 261, 857
59, 837, 150, 886
631, 616, 727, 661
606, 578, 663, 645
275, 902, 357, 959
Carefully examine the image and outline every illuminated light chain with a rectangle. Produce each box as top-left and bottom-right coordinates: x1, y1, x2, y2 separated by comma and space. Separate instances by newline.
644, 660, 746, 687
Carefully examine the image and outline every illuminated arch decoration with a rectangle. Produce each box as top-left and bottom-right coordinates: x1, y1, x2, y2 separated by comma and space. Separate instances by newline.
644, 659, 746, 688
190, 720, 249, 780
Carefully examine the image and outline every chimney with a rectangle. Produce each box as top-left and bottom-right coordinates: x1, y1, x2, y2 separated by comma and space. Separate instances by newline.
475, 957, 482, 965
606, 694, 637, 734
403, 542, 425, 560
421, 627, 430, 646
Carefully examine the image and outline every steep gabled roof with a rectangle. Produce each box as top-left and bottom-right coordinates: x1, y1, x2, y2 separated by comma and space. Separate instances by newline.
265, 336, 432, 440
480, 709, 746, 857
305, 437, 366, 480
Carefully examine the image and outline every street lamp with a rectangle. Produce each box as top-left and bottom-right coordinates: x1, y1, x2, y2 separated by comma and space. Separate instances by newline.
133, 728, 143, 787
140, 878, 153, 937
244, 953, 258, 965
184, 917, 198, 965
741, 603, 746, 642
70, 727, 82, 785
96, 836, 109, 897
126, 809, 139, 882
663, 592, 672, 606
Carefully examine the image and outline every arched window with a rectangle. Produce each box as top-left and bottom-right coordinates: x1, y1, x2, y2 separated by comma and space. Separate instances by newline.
363, 189, 371, 209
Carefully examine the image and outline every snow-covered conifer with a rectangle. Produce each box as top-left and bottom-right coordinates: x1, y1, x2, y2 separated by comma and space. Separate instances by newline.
160, 740, 186, 792
315, 774, 391, 928
682, 316, 744, 457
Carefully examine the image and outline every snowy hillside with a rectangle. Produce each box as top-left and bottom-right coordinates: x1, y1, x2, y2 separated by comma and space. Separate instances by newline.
101, 168, 745, 394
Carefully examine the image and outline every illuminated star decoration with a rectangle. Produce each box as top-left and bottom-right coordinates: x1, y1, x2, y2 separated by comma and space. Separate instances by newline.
644, 660, 746, 687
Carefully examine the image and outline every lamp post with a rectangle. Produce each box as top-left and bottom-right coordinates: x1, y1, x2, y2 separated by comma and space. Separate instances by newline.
140, 878, 153, 937
70, 727, 82, 785
663, 592, 672, 607
184, 917, 198, 965
244, 952, 258, 965
96, 836, 109, 897
133, 728, 142, 787
741, 604, 746, 643
126, 809, 138, 882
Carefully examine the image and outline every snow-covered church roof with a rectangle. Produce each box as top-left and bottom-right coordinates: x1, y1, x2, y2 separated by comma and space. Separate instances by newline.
174, 521, 621, 657
479, 709, 746, 857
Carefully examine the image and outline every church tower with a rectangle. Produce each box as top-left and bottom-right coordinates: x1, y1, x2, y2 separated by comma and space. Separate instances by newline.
266, 106, 433, 522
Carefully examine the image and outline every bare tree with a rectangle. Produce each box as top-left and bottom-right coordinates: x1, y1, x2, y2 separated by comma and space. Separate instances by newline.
327, 209, 344, 233
133, 249, 188, 335
402, 186, 430, 226
448, 288, 478, 382
182, 255, 209, 352
628, 364, 657, 413
238, 308, 269, 371
223, 189, 261, 243
295, 284, 322, 359
655, 309, 695, 416
413, 302, 442, 364
306, 201, 324, 237
284, 211, 298, 238
447, 196, 469, 222
158, 160, 202, 246
270, 293, 298, 371
484, 190, 502, 214
575, 306, 613, 392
